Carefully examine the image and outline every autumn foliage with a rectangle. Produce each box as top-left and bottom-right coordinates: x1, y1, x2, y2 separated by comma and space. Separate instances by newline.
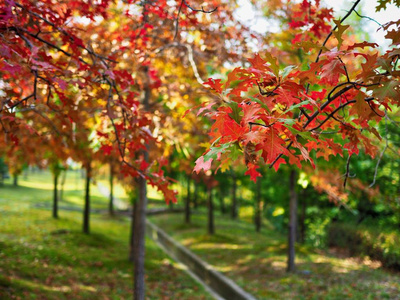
195, 0, 400, 184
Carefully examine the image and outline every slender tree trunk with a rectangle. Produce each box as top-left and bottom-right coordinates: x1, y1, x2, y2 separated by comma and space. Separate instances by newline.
231, 172, 238, 219
255, 177, 262, 232
185, 175, 191, 223
133, 65, 151, 300
13, 174, 18, 186
133, 176, 147, 300
83, 163, 91, 234
193, 182, 198, 209
287, 169, 298, 272
53, 173, 59, 219
299, 190, 306, 244
109, 162, 114, 215
207, 187, 214, 235
219, 187, 226, 214
129, 199, 137, 262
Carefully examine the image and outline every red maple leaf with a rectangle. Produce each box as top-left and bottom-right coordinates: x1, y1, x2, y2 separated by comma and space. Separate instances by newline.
203, 78, 223, 93
320, 58, 345, 85
245, 163, 261, 182
260, 128, 288, 164
221, 119, 246, 143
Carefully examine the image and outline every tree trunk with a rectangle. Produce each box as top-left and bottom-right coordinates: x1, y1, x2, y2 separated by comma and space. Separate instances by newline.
129, 199, 137, 262
219, 187, 226, 214
185, 175, 191, 223
133, 64, 151, 300
13, 174, 18, 186
133, 176, 147, 300
231, 172, 238, 219
83, 163, 91, 234
109, 162, 114, 215
255, 177, 262, 232
299, 189, 306, 244
193, 182, 198, 209
287, 169, 298, 272
53, 173, 59, 219
207, 187, 214, 235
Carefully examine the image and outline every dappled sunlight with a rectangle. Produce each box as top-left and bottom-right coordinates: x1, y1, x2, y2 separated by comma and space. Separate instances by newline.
190, 243, 251, 250
48, 285, 72, 292
6, 276, 97, 294
20, 181, 55, 191
271, 260, 286, 269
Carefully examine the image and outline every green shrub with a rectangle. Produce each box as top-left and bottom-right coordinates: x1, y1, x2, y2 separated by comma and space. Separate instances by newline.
327, 222, 400, 270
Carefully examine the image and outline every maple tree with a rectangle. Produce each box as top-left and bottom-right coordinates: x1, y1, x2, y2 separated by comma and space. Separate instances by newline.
2, 0, 399, 297
195, 0, 399, 185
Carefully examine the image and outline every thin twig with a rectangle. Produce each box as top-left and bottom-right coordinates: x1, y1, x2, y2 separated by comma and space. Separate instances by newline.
343, 153, 352, 188
174, 0, 185, 40
369, 110, 389, 187
354, 10, 382, 27
315, 0, 361, 63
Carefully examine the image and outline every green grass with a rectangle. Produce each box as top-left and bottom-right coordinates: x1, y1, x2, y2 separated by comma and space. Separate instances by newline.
149, 210, 400, 300
0, 170, 212, 299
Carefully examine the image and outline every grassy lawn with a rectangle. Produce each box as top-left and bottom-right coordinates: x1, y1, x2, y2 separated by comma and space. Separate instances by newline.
0, 170, 211, 299
149, 211, 400, 300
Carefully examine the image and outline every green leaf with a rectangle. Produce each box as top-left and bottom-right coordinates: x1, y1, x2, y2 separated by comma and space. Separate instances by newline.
287, 127, 317, 142
264, 52, 280, 77
284, 100, 311, 113
230, 143, 242, 161
280, 65, 296, 79
249, 96, 271, 114
277, 118, 297, 125
203, 142, 231, 162
227, 101, 241, 124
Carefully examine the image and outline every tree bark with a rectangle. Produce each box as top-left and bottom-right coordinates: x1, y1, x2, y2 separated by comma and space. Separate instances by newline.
287, 169, 298, 272
207, 187, 214, 235
231, 172, 238, 219
129, 197, 137, 262
185, 175, 191, 223
193, 182, 198, 209
83, 163, 91, 234
109, 162, 114, 215
219, 187, 226, 214
255, 177, 262, 232
133, 176, 147, 300
299, 189, 306, 244
13, 174, 18, 186
53, 172, 59, 219
133, 64, 151, 300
